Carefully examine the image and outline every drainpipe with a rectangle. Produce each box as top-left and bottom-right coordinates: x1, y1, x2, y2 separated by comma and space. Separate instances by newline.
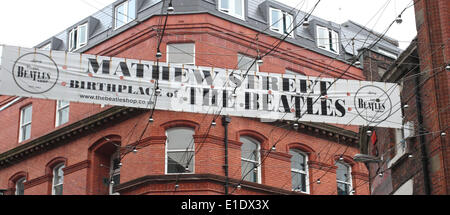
414, 71, 431, 195
222, 116, 231, 195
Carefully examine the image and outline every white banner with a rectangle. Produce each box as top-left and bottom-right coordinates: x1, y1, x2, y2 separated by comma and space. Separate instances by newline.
0, 45, 403, 128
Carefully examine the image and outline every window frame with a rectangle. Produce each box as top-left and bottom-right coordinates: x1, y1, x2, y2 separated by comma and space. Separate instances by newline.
52, 163, 65, 195
316, 25, 340, 54
240, 136, 261, 184
19, 105, 32, 143
218, 0, 245, 20
166, 43, 196, 65
114, 0, 136, 30
336, 161, 352, 195
55, 100, 70, 127
269, 8, 294, 38
68, 23, 88, 52
165, 127, 196, 175
290, 149, 310, 194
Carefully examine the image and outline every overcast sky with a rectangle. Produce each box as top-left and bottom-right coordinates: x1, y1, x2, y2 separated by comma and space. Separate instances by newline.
0, 0, 416, 50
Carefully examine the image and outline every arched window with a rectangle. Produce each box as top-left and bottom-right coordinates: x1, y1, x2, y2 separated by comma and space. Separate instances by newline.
52, 163, 65, 195
290, 149, 309, 193
166, 127, 195, 174
240, 136, 261, 183
336, 162, 352, 195
15, 177, 26, 195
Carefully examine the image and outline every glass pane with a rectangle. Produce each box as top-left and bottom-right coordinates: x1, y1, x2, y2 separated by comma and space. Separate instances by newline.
167, 151, 194, 173
112, 173, 120, 185
271, 9, 282, 31
168, 43, 195, 64
285, 14, 293, 34
292, 172, 306, 192
242, 160, 258, 182
116, 3, 127, 28
166, 127, 195, 150
336, 162, 350, 182
22, 124, 31, 141
290, 150, 306, 171
16, 178, 25, 195
317, 27, 328, 48
128, 0, 136, 20
54, 184, 63, 195
22, 106, 32, 124
234, 0, 243, 17
337, 182, 349, 195
54, 165, 64, 185
59, 107, 69, 125
220, 0, 229, 10
237, 54, 257, 72
58, 100, 69, 109
331, 31, 339, 52
78, 25, 87, 45
240, 136, 258, 161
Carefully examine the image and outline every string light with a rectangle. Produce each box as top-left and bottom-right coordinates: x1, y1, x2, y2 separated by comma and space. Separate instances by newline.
167, 2, 174, 13
395, 15, 403, 24
156, 49, 162, 59
303, 17, 310, 27
256, 56, 263, 66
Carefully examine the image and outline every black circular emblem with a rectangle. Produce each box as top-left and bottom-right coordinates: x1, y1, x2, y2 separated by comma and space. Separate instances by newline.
12, 52, 59, 94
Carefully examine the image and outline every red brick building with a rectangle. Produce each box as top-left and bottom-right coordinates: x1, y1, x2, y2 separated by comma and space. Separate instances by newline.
0, 0, 403, 195
361, 0, 449, 195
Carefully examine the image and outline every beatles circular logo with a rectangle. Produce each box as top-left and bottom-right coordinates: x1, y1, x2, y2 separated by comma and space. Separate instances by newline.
354, 85, 393, 124
12, 53, 59, 94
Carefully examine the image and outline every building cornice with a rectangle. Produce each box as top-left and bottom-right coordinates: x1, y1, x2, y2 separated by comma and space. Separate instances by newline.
114, 173, 304, 195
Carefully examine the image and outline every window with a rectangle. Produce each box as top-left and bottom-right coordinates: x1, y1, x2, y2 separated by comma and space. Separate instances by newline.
218, 0, 245, 20
388, 121, 414, 168
240, 136, 261, 183
336, 162, 352, 195
167, 43, 195, 65
237, 54, 258, 72
270, 8, 294, 37
115, 0, 136, 29
41, 43, 52, 51
52, 164, 65, 195
19, 105, 32, 143
69, 23, 88, 51
165, 127, 195, 174
316, 26, 339, 54
55, 100, 70, 127
290, 150, 309, 193
15, 177, 26, 195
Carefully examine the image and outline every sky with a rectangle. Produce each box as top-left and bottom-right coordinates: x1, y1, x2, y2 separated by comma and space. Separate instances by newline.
0, 0, 417, 50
